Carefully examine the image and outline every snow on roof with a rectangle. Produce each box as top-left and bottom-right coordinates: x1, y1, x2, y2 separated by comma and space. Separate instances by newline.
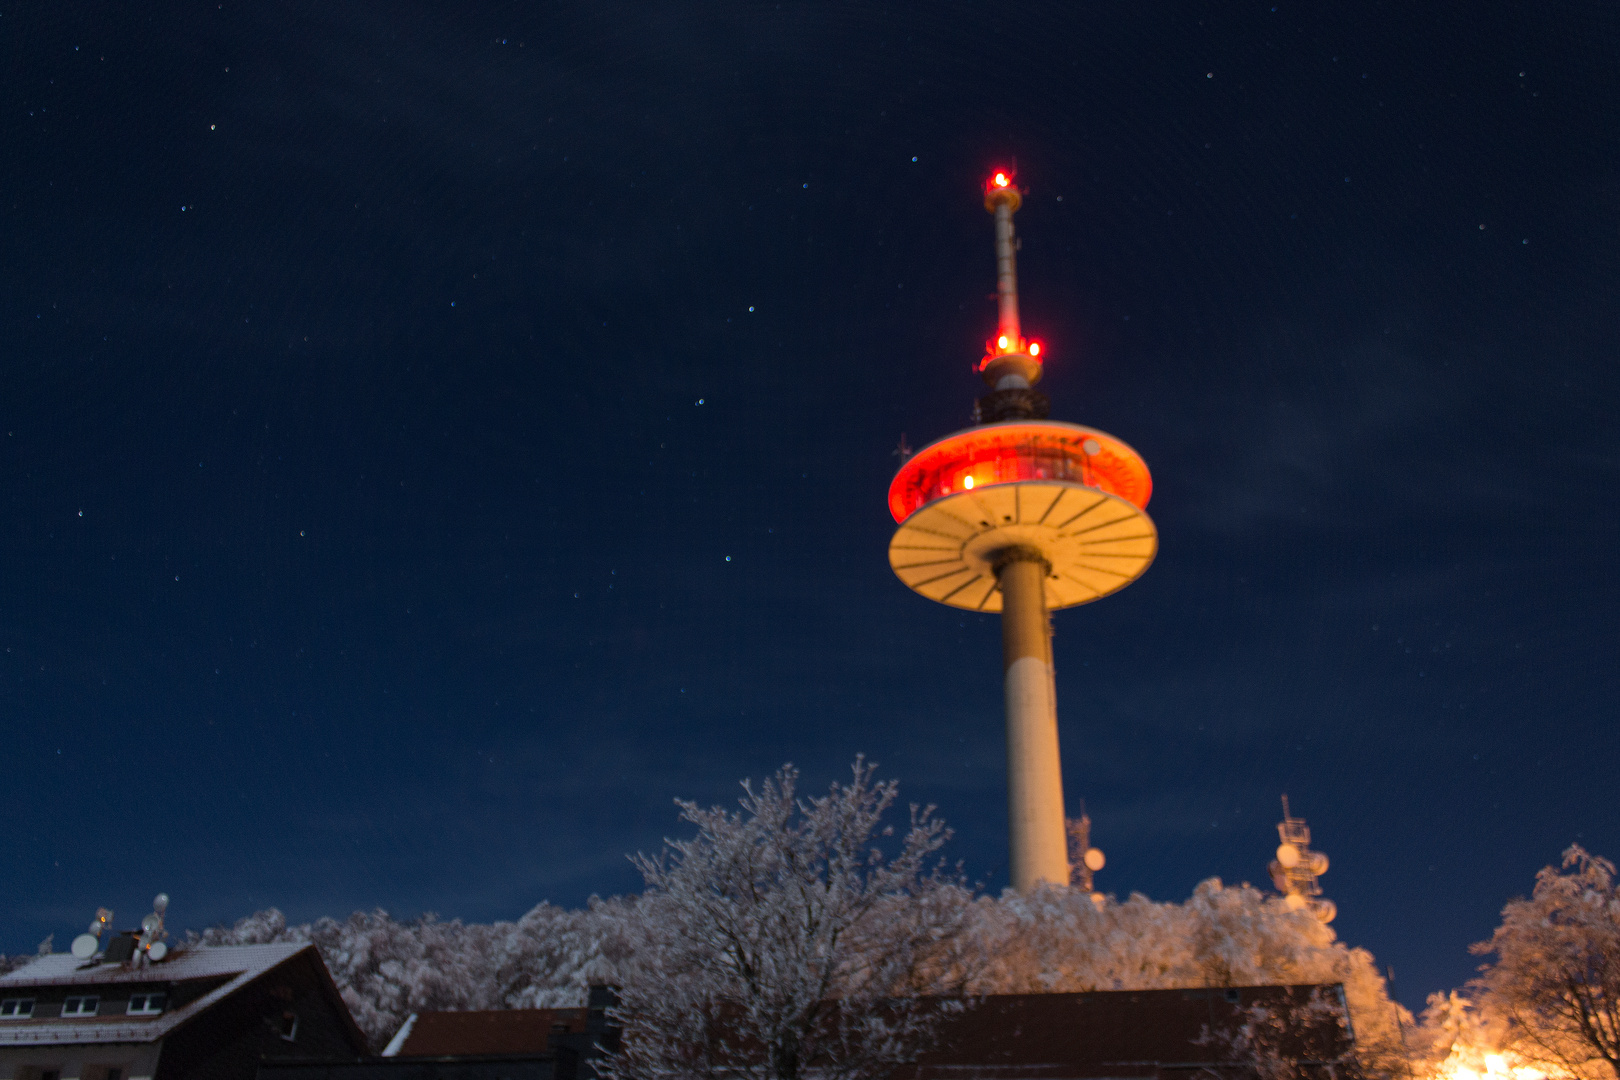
0, 942, 314, 1047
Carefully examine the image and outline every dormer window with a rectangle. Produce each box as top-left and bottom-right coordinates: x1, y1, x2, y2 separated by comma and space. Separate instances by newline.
127, 993, 166, 1016
0, 997, 34, 1018
62, 996, 100, 1017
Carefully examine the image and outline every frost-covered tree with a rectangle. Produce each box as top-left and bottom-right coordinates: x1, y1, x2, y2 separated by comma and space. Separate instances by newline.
600, 758, 973, 1080
962, 879, 1410, 1078
173, 763, 1417, 1074
1197, 986, 1356, 1080
192, 901, 634, 1047
492, 896, 641, 1009
1410, 988, 1513, 1080
1472, 845, 1620, 1080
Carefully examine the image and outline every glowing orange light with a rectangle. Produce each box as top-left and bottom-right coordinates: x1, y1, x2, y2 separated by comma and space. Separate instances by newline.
1028, 342, 1041, 356
888, 422, 1153, 523
997, 335, 1009, 349
993, 172, 1009, 187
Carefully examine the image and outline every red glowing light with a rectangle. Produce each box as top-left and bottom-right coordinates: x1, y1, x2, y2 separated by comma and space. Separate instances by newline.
997, 335, 1009, 349
889, 422, 1153, 523
993, 172, 1009, 187
1028, 342, 1041, 357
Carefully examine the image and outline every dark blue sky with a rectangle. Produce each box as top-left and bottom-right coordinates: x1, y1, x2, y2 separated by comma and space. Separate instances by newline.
3, 1, 1615, 1008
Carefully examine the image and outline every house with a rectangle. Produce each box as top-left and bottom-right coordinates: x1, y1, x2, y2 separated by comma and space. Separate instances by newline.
0, 942, 368, 1080
248, 985, 621, 1080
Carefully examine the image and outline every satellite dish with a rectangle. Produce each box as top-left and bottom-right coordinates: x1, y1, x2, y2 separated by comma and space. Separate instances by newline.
1284, 892, 1307, 910
153, 894, 169, 913
1083, 847, 1106, 872
141, 913, 162, 933
147, 941, 168, 962
71, 934, 99, 960
1309, 851, 1329, 876
1089, 891, 1106, 908
1276, 843, 1301, 868
1312, 899, 1337, 924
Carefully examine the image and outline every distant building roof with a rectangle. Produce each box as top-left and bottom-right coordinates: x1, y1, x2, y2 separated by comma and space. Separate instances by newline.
378, 985, 1350, 1080
0, 942, 334, 1047
386, 1007, 590, 1058
898, 985, 1354, 1080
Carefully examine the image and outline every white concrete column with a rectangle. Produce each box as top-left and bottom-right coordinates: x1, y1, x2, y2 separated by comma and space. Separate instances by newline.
998, 552, 1070, 891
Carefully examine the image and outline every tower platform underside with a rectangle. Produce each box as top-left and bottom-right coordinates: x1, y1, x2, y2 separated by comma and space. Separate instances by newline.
888, 480, 1157, 612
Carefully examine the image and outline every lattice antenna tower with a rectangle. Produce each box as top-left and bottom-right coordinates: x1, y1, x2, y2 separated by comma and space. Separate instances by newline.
1268, 795, 1336, 923
1067, 802, 1108, 904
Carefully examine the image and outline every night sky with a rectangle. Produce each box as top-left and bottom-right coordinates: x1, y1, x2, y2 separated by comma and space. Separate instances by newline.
4, 1, 1616, 1010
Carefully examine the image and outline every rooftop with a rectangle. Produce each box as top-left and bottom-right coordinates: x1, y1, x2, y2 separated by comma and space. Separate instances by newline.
0, 942, 315, 1047
898, 985, 1355, 1080
386, 1007, 590, 1058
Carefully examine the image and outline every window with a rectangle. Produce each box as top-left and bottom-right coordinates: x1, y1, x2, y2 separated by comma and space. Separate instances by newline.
126, 994, 165, 1016
62, 996, 100, 1017
0, 997, 34, 1018
278, 1011, 299, 1042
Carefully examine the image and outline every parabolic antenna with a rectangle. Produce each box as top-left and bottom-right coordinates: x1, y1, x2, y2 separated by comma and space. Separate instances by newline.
141, 913, 161, 933
70, 933, 99, 960
1276, 842, 1301, 868
1083, 847, 1106, 872
147, 941, 168, 961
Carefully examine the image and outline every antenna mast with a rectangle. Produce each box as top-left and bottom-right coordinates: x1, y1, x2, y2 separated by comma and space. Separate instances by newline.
1269, 796, 1335, 922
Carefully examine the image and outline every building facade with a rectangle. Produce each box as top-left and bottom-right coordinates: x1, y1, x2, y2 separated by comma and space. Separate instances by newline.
0, 942, 367, 1080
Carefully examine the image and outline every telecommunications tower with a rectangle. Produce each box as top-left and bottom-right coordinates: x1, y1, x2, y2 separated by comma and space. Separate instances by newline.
1268, 796, 1336, 923
888, 170, 1158, 892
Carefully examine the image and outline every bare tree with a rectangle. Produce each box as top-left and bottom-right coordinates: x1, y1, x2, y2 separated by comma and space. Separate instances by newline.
601, 758, 972, 1080
1473, 845, 1620, 1080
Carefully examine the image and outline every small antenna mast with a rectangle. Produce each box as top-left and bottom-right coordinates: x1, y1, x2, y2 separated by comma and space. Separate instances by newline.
1067, 801, 1107, 905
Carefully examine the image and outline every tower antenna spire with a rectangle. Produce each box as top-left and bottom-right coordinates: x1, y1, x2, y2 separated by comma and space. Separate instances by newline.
988, 169, 1023, 351
977, 169, 1048, 424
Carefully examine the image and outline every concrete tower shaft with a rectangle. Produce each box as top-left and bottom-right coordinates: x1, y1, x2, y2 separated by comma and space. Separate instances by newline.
997, 549, 1070, 890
